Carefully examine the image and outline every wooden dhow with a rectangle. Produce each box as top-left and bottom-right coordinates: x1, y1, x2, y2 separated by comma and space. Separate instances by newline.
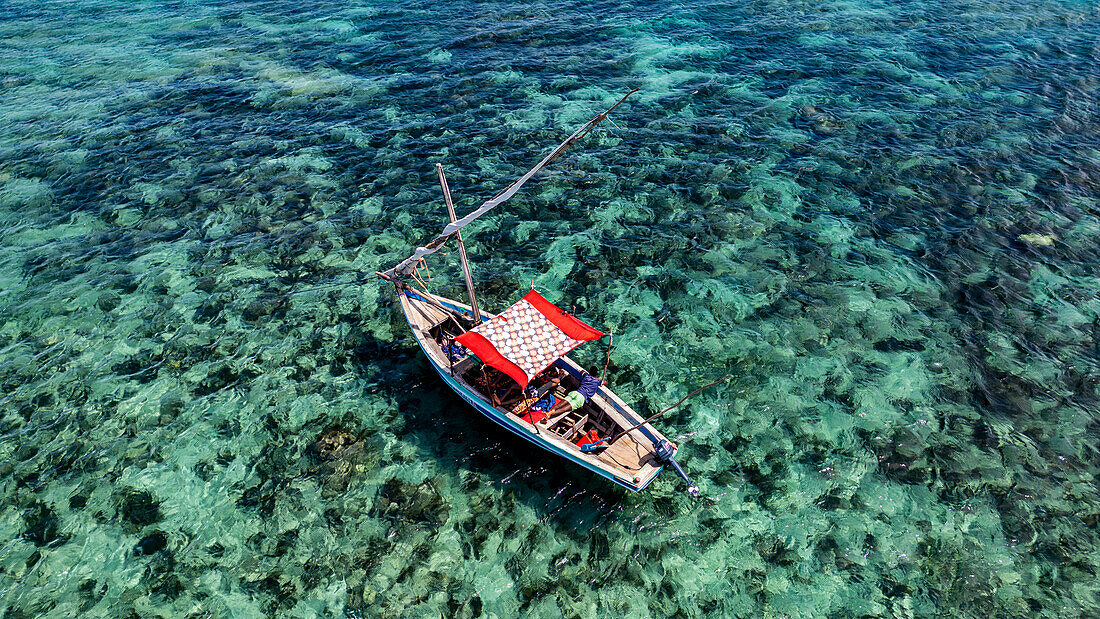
379, 90, 699, 494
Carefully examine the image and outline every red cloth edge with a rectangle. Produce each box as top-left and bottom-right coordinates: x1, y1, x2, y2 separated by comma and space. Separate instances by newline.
522, 289, 604, 341
455, 331, 531, 387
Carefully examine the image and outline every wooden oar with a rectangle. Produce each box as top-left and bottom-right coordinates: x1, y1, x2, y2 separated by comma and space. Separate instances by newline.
607, 374, 732, 445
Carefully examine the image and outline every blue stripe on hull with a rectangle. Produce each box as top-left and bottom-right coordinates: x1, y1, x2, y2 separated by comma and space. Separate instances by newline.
399, 290, 661, 491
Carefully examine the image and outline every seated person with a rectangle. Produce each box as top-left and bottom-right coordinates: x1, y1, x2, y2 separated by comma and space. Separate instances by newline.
493, 382, 523, 408
545, 372, 604, 419
499, 365, 567, 409
576, 372, 602, 400
469, 365, 513, 405
512, 367, 568, 424
502, 384, 539, 411
517, 388, 556, 424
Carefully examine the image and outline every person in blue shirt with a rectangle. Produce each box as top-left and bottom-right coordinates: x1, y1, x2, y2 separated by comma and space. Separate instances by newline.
545, 372, 604, 418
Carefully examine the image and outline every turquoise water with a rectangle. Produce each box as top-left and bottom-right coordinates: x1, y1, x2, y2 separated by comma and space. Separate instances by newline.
2, 0, 1099, 616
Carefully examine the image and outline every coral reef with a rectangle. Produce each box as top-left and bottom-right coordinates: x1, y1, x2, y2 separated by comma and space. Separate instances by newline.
1, 0, 1098, 617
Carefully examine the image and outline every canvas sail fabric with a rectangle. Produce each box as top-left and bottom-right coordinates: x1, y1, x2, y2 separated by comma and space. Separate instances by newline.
456, 290, 603, 387
386, 89, 637, 278
387, 121, 591, 277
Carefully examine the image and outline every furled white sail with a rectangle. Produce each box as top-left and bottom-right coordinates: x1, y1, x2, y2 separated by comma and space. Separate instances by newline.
387, 89, 638, 277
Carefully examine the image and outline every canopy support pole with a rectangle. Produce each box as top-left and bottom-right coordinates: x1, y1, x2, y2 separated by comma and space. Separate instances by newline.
437, 163, 482, 324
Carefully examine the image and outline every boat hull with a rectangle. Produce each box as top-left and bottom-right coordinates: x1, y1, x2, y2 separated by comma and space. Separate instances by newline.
397, 289, 662, 492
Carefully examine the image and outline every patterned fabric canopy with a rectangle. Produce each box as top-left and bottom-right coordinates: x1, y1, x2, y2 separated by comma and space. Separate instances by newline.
456, 290, 604, 387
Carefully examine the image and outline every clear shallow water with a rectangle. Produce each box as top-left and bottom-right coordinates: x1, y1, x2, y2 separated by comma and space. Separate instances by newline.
1, 0, 1098, 616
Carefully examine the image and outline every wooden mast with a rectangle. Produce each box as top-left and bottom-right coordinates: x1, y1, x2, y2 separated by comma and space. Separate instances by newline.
436, 163, 482, 324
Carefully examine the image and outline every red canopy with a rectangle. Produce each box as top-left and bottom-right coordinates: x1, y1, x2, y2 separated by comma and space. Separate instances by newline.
456, 290, 603, 387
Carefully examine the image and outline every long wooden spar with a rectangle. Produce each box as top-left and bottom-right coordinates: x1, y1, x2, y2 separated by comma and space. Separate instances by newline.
437, 164, 481, 324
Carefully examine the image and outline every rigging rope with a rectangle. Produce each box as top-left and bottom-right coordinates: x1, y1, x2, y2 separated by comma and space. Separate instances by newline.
411, 259, 432, 292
